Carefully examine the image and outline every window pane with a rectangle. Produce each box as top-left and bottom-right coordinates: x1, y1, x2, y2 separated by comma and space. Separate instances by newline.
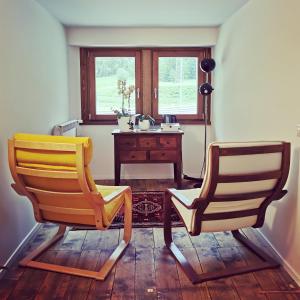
95, 57, 135, 115
158, 57, 198, 115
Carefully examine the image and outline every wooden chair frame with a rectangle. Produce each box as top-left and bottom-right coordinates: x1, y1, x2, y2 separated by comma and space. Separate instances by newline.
164, 142, 290, 284
8, 138, 132, 281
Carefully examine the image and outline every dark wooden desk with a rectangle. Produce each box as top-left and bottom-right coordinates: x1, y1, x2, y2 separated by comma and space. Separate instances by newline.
112, 129, 184, 189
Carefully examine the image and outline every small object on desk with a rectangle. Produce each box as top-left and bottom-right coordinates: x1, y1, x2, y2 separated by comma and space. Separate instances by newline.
138, 119, 150, 131
161, 123, 181, 132
137, 114, 155, 131
163, 114, 177, 123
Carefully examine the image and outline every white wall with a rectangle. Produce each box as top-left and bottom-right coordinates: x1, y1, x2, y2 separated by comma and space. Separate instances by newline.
67, 27, 218, 47
67, 27, 217, 179
214, 0, 300, 283
0, 0, 69, 268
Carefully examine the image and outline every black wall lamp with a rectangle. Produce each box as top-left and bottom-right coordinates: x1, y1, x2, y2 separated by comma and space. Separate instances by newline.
200, 58, 216, 73
184, 58, 216, 187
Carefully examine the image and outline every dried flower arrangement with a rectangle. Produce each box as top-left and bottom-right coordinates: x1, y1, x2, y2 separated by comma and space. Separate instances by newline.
112, 80, 135, 118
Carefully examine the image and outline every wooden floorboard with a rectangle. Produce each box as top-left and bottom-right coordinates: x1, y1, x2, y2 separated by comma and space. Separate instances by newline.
1, 179, 299, 300
133, 228, 154, 250
153, 227, 165, 248
35, 250, 81, 300
1, 225, 299, 300
154, 247, 183, 300
64, 250, 99, 300
7, 251, 56, 300
135, 248, 157, 300
196, 246, 240, 300
176, 247, 211, 300
241, 228, 300, 300
218, 246, 267, 300
87, 249, 116, 300
111, 245, 136, 300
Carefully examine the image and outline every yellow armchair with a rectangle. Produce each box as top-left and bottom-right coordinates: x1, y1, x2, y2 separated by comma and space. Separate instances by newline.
8, 133, 132, 280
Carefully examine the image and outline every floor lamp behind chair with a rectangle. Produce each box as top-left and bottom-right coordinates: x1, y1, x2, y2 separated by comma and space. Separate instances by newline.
184, 58, 216, 188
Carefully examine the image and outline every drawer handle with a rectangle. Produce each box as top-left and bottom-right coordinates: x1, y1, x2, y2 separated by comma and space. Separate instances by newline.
161, 153, 165, 156
131, 155, 136, 159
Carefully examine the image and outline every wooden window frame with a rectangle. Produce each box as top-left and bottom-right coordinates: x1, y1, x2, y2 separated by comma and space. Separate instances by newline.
80, 48, 142, 124
80, 47, 211, 125
152, 48, 211, 124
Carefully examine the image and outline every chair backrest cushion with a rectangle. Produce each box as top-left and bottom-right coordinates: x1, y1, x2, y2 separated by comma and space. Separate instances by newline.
191, 141, 289, 233
14, 133, 93, 167
11, 133, 99, 226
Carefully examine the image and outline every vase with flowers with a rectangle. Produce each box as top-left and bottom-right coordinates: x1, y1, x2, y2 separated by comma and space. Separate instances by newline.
112, 80, 135, 132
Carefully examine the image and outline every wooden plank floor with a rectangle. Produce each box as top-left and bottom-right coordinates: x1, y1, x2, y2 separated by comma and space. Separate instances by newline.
0, 180, 299, 300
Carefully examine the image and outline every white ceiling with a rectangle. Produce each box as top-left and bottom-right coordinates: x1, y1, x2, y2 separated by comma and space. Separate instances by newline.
36, 0, 249, 27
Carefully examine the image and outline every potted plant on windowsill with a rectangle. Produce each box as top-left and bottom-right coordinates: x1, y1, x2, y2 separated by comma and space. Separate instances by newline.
112, 80, 135, 132
137, 114, 155, 131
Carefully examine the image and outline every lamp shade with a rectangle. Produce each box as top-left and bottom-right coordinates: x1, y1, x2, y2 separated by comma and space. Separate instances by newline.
199, 83, 214, 95
200, 58, 216, 73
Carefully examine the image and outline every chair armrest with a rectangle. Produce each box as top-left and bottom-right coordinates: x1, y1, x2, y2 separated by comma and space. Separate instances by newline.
273, 189, 288, 200
11, 183, 26, 196
102, 186, 130, 203
167, 188, 200, 209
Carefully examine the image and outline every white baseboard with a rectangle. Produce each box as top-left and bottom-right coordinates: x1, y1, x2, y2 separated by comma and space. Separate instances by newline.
257, 229, 300, 286
0, 223, 41, 280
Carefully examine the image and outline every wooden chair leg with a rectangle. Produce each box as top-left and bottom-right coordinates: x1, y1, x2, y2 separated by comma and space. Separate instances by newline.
164, 192, 199, 284
19, 194, 133, 281
164, 194, 279, 284
96, 188, 132, 280
231, 230, 279, 267
163, 191, 172, 248
19, 224, 67, 267
122, 188, 132, 243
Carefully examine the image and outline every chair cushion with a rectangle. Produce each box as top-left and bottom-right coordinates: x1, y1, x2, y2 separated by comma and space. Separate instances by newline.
14, 133, 93, 167
172, 141, 285, 234
13, 133, 97, 192
201, 216, 257, 232
172, 189, 259, 233
96, 185, 127, 226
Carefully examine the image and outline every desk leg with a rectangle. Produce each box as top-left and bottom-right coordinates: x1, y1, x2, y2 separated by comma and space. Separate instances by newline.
173, 163, 177, 181
115, 162, 121, 186
174, 162, 182, 189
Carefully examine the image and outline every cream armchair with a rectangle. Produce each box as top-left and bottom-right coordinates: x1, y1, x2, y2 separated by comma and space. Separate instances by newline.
8, 133, 132, 280
164, 141, 290, 284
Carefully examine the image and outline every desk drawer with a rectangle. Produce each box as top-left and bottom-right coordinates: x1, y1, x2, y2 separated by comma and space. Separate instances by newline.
120, 151, 146, 161
159, 137, 177, 148
118, 137, 136, 149
150, 150, 177, 161
138, 137, 157, 148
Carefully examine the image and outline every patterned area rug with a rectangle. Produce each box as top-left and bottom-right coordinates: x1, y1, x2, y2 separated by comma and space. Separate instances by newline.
112, 191, 182, 228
